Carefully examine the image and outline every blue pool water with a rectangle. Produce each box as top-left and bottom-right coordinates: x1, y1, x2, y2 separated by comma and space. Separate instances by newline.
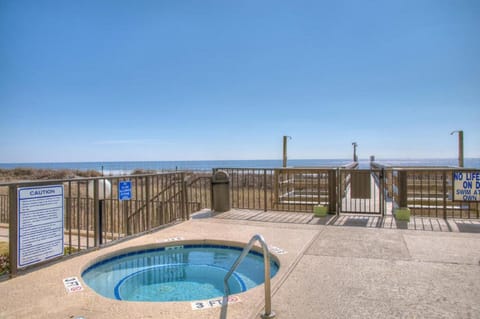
82, 244, 279, 302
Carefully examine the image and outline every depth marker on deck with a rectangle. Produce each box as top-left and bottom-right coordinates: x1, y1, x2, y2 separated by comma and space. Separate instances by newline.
156, 236, 184, 243
269, 246, 287, 255
192, 296, 240, 310
63, 277, 83, 293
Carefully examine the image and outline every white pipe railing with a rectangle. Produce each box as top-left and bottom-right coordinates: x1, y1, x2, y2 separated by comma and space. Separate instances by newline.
224, 234, 275, 319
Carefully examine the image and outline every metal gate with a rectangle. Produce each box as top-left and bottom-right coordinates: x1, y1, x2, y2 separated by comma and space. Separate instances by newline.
338, 169, 385, 215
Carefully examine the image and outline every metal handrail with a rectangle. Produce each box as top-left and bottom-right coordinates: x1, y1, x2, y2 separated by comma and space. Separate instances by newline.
224, 234, 275, 319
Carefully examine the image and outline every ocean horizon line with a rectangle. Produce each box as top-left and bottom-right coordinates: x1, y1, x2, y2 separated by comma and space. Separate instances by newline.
0, 158, 479, 171
1, 157, 479, 165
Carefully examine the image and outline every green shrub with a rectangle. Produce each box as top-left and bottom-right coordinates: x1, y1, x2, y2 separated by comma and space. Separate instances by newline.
64, 246, 80, 255
0, 242, 9, 276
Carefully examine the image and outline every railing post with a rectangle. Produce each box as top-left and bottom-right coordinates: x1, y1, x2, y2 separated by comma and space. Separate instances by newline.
328, 169, 337, 214
264, 169, 268, 212
146, 176, 151, 229
380, 168, 385, 216
210, 169, 215, 211
336, 168, 341, 216
398, 170, 408, 208
98, 199, 104, 245
8, 185, 18, 277
123, 200, 130, 236
442, 171, 447, 219
317, 170, 321, 206
93, 179, 101, 247
67, 182, 72, 253
273, 169, 279, 209
182, 172, 189, 220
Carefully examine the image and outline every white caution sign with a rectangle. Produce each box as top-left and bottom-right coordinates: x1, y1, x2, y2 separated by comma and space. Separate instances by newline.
453, 171, 480, 201
17, 185, 64, 268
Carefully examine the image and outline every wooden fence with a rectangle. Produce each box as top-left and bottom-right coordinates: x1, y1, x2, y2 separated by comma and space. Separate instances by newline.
371, 163, 479, 219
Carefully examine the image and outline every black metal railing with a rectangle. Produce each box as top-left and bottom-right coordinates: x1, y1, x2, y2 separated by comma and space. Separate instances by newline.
0, 171, 213, 275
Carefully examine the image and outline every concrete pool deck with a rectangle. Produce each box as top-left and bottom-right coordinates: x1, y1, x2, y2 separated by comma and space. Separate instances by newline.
1, 210, 480, 318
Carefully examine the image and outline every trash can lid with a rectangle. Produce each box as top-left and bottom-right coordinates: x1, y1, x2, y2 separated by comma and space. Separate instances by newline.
212, 170, 229, 182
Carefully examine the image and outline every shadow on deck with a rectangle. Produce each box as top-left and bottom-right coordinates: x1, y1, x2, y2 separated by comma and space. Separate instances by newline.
205, 209, 480, 234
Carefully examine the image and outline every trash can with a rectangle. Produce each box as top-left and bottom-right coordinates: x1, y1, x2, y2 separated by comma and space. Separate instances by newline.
212, 170, 230, 212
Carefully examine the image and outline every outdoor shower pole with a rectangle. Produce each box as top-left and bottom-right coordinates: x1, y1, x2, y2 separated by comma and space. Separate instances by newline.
352, 142, 358, 162
450, 130, 464, 168
282, 136, 291, 168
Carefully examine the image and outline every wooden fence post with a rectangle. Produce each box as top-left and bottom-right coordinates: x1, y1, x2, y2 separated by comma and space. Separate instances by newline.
328, 169, 337, 214
398, 170, 408, 208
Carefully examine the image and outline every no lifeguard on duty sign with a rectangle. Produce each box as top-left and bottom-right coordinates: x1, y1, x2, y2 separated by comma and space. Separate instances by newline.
453, 171, 480, 201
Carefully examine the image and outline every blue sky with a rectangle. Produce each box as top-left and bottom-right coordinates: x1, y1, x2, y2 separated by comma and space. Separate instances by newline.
1, 0, 479, 163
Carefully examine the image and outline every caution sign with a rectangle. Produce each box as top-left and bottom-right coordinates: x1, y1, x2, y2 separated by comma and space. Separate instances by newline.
17, 185, 64, 267
453, 171, 480, 201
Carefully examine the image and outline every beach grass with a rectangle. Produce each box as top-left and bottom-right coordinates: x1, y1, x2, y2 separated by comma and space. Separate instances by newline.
0, 168, 102, 183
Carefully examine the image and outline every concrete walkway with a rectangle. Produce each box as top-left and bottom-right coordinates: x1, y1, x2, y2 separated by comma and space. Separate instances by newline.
1, 210, 479, 318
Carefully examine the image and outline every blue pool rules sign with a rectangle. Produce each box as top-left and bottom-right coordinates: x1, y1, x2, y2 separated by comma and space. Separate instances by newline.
453, 171, 480, 201
17, 185, 64, 268
119, 181, 132, 200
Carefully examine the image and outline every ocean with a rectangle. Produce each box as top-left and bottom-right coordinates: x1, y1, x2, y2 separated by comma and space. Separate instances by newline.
0, 158, 479, 175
